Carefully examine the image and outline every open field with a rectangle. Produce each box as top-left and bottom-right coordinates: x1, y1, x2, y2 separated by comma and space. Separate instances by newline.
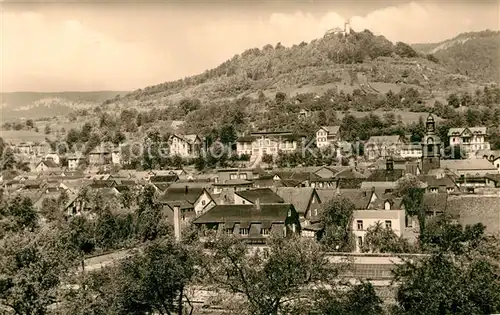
0, 130, 55, 144
336, 110, 442, 124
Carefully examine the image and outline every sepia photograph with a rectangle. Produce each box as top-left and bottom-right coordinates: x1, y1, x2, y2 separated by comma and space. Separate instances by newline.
1, 0, 499, 314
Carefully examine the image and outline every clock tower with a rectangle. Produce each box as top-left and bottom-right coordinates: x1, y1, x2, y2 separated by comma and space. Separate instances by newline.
421, 114, 441, 174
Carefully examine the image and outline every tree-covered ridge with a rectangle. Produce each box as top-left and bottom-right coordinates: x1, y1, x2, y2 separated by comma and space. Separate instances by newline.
107, 29, 454, 106
412, 30, 500, 83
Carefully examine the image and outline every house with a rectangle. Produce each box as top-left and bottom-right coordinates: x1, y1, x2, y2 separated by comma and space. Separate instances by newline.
352, 208, 406, 252
236, 131, 300, 157
215, 168, 254, 183
192, 203, 301, 244
276, 187, 321, 223
493, 156, 500, 171
312, 166, 340, 179
418, 174, 459, 194
35, 159, 60, 173
111, 149, 121, 165
160, 184, 215, 216
440, 159, 499, 176
448, 127, 490, 154
361, 158, 404, 194
149, 174, 179, 184
399, 144, 422, 159
364, 135, 406, 160
234, 188, 284, 205
88, 146, 112, 165
67, 154, 85, 170
455, 174, 500, 190
316, 126, 341, 148
168, 134, 202, 158
44, 152, 60, 165
213, 179, 254, 195
298, 109, 310, 119
272, 171, 323, 188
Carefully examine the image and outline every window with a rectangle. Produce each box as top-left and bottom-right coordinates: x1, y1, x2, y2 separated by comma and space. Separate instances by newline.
291, 224, 296, 233
226, 228, 233, 235
242, 200, 246, 204
405, 215, 412, 228
357, 220, 363, 230
239, 173, 247, 180
358, 236, 363, 248
261, 228, 270, 235
201, 200, 206, 206
384, 201, 391, 210
385, 220, 392, 229
230, 173, 238, 180
239, 228, 249, 235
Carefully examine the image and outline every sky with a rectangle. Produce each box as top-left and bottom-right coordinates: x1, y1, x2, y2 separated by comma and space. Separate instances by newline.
1, 0, 499, 92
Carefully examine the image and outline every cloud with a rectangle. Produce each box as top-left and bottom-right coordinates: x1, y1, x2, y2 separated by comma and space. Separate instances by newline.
1, 11, 172, 91
1, 1, 498, 92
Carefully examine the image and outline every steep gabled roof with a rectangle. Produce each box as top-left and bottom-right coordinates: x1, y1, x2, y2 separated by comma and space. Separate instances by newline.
235, 188, 284, 204
448, 127, 487, 136
333, 168, 367, 179
339, 189, 373, 210
418, 174, 457, 188
366, 135, 403, 144
150, 175, 179, 183
423, 193, 448, 213
276, 187, 316, 215
160, 184, 206, 204
441, 159, 497, 171
366, 169, 404, 182
37, 159, 59, 168
193, 203, 295, 224
319, 126, 340, 134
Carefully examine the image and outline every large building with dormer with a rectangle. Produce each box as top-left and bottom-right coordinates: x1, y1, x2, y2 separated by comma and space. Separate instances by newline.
448, 127, 490, 155
236, 131, 300, 157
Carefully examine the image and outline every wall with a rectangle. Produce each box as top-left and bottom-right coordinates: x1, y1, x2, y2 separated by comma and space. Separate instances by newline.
352, 210, 405, 252
194, 190, 215, 215
234, 193, 252, 205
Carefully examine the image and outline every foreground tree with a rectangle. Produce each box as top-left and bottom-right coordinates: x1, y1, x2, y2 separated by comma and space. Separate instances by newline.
201, 234, 341, 315
319, 196, 355, 251
1, 196, 39, 232
393, 221, 500, 315
313, 281, 384, 315
393, 251, 500, 315
0, 229, 77, 315
63, 239, 196, 315
361, 221, 414, 253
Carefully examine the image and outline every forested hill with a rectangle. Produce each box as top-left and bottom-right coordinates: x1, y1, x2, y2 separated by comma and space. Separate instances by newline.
412, 30, 500, 83
107, 29, 464, 108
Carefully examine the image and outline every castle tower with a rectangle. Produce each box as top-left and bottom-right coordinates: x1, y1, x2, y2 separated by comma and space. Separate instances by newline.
344, 19, 351, 36
421, 114, 441, 174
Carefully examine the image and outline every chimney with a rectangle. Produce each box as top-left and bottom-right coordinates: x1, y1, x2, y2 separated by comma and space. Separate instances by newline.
184, 185, 189, 195
255, 198, 261, 210
173, 205, 181, 242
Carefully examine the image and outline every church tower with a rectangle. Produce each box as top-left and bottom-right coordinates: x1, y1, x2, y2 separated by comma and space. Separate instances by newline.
421, 114, 441, 174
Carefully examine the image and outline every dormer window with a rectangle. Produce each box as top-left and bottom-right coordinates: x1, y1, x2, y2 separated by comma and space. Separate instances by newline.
384, 201, 391, 210
239, 228, 249, 236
